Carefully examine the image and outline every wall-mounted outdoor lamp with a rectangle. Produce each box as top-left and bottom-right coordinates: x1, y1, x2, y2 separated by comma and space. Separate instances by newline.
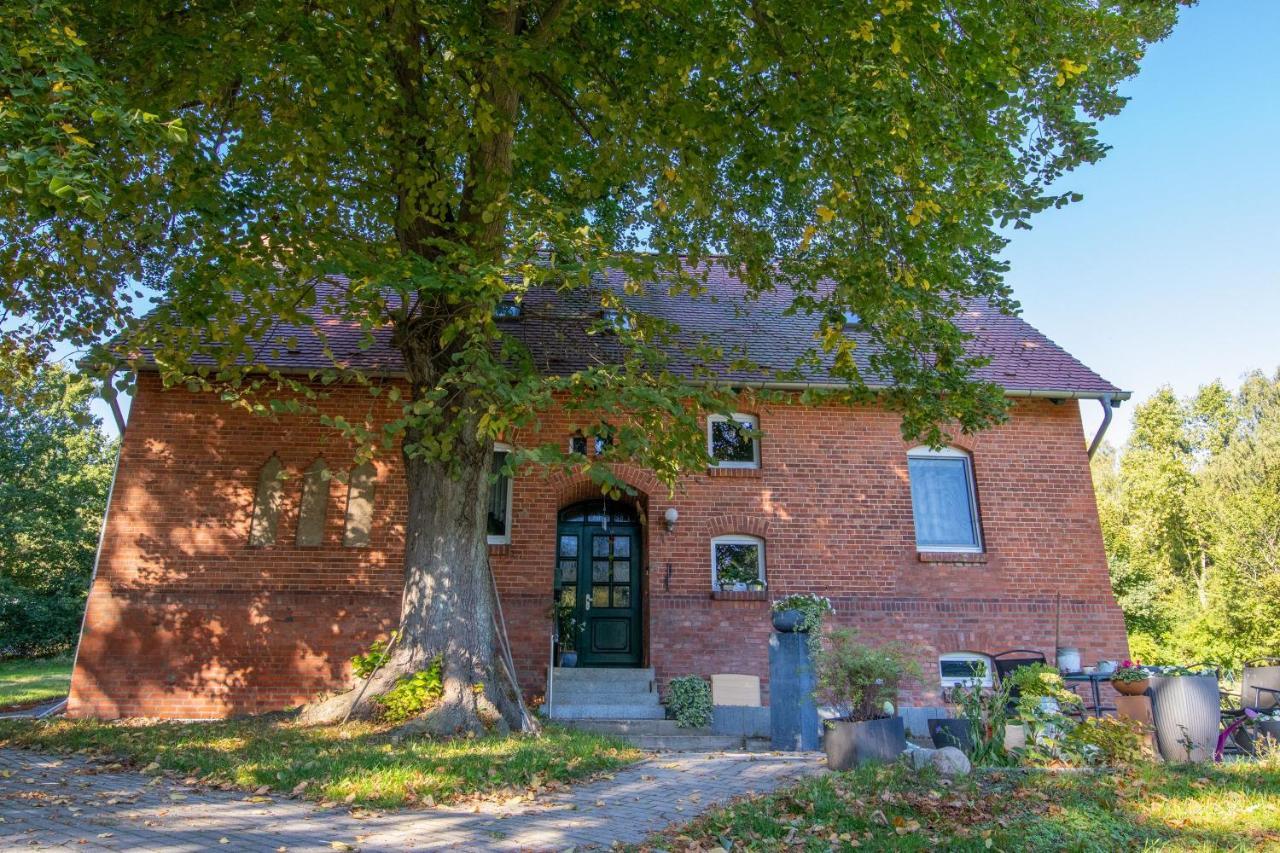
663, 506, 679, 532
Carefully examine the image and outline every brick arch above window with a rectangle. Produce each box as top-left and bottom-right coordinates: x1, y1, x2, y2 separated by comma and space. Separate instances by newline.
702, 513, 771, 540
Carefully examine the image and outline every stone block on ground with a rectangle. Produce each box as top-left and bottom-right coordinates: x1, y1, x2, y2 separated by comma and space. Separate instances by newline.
930, 746, 971, 776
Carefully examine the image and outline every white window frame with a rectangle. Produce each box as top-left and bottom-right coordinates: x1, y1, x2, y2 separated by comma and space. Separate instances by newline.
488, 442, 515, 546
707, 413, 760, 469
906, 445, 983, 553
711, 534, 766, 588
939, 652, 994, 689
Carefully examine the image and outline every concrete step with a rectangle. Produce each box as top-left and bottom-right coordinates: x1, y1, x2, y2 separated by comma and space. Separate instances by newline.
547, 702, 667, 720
554, 685, 659, 703
553, 667, 655, 686
564, 718, 686, 736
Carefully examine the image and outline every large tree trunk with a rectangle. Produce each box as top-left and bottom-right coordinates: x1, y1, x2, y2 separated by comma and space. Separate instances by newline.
299, 432, 523, 734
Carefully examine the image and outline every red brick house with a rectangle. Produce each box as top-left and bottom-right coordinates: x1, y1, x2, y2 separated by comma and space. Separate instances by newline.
68, 268, 1129, 719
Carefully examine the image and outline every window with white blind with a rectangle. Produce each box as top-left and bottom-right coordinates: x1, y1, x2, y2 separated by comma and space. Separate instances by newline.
906, 446, 983, 552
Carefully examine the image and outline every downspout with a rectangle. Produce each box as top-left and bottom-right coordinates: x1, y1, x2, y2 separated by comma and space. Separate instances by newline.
66, 370, 129, 713
1086, 394, 1114, 458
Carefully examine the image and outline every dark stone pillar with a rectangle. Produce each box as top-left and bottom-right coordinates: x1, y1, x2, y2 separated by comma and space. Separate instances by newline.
769, 631, 820, 751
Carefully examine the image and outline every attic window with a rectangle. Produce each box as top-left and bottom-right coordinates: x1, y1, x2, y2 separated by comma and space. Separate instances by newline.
842, 310, 861, 327
601, 308, 633, 332
494, 300, 522, 321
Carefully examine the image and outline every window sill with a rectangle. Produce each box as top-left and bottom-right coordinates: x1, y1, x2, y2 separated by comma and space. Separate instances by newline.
708, 466, 762, 478
917, 551, 988, 565
710, 589, 769, 601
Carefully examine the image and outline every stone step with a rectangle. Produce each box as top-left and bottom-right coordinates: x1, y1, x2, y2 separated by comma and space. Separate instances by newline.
547, 702, 667, 720
553, 685, 659, 703
552, 667, 655, 686
564, 718, 687, 736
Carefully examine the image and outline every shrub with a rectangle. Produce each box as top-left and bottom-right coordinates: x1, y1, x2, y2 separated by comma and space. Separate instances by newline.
1066, 716, 1153, 766
667, 676, 713, 728
0, 579, 84, 657
374, 660, 443, 723
813, 628, 919, 722
1006, 663, 1083, 715
350, 632, 398, 680
946, 665, 1016, 766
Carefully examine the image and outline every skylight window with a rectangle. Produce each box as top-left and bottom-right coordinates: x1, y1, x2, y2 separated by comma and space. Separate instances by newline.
494, 300, 522, 321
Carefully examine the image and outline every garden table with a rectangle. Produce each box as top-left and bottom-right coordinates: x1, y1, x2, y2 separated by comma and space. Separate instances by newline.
1063, 672, 1114, 718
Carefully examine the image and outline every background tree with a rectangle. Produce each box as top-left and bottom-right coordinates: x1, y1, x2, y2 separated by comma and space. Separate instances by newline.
0, 355, 115, 657
3, 0, 1182, 732
1093, 370, 1280, 666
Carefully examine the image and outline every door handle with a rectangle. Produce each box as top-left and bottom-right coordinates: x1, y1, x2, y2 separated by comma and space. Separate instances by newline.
585, 596, 591, 612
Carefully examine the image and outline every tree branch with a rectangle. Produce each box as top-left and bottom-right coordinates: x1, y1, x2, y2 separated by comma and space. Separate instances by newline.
532, 72, 597, 143
524, 0, 573, 47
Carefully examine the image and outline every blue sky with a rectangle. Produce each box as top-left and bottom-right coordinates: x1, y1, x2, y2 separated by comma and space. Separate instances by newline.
1004, 0, 1280, 445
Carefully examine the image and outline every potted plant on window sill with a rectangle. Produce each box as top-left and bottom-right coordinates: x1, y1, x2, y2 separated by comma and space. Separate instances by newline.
815, 628, 920, 769
770, 593, 833, 633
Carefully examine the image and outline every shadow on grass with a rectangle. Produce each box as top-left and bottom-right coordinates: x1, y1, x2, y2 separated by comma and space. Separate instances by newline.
0, 715, 642, 808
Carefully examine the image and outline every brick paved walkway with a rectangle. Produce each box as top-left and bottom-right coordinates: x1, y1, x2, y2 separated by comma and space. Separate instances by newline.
0, 747, 821, 851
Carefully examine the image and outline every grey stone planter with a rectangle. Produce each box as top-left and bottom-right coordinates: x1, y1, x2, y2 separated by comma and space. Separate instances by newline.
1149, 673, 1220, 762
824, 716, 906, 770
771, 609, 806, 633
928, 718, 973, 753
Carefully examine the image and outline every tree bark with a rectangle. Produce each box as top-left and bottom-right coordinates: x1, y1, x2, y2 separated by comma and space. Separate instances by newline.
299, 431, 523, 733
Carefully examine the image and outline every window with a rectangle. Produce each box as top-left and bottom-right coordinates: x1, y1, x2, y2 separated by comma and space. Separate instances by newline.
907, 446, 982, 552
488, 443, 514, 545
343, 462, 377, 547
493, 300, 522, 320
708, 413, 760, 468
600, 308, 633, 332
569, 434, 588, 455
248, 455, 285, 546
295, 457, 329, 547
711, 535, 765, 590
939, 652, 993, 688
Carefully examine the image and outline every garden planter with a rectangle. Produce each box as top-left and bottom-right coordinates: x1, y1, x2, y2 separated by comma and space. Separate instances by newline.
927, 718, 973, 753
824, 716, 906, 770
1112, 677, 1150, 697
1004, 723, 1027, 751
1149, 673, 1220, 762
559, 651, 578, 668
771, 609, 806, 633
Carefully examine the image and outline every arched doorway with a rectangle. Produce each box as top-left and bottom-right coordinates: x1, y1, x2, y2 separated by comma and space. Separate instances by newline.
555, 499, 643, 667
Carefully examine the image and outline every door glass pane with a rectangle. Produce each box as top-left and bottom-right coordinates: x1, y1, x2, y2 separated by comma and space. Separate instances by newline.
592, 585, 610, 607
559, 535, 578, 557
612, 561, 629, 582
613, 586, 631, 607
559, 559, 576, 582
593, 536, 609, 556
592, 560, 610, 582
613, 537, 630, 557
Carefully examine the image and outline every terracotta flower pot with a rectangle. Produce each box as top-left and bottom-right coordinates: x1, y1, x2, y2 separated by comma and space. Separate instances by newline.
1112, 677, 1149, 696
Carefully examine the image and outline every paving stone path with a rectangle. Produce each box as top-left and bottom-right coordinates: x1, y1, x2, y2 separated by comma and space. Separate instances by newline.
0, 747, 822, 851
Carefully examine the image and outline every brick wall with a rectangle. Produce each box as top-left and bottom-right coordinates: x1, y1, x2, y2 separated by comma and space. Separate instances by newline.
69, 373, 1128, 718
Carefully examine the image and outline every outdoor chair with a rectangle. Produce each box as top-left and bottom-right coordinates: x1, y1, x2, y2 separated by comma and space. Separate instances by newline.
1219, 658, 1280, 757
990, 649, 1051, 713
1222, 658, 1280, 713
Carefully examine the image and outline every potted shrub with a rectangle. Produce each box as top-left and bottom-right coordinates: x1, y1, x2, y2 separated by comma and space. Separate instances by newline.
1110, 660, 1150, 696
551, 597, 579, 667
1147, 665, 1221, 762
770, 593, 833, 633
747, 579, 766, 592
814, 628, 919, 769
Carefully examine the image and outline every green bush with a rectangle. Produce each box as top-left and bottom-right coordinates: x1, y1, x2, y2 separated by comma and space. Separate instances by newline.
666, 675, 713, 728
0, 579, 84, 657
350, 632, 398, 680
1065, 716, 1152, 766
813, 628, 919, 722
373, 660, 443, 723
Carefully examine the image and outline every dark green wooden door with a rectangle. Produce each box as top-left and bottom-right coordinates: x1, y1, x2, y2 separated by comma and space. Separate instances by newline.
555, 502, 643, 667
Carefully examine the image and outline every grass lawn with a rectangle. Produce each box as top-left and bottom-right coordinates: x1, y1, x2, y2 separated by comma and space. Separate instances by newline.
0, 716, 643, 808
0, 656, 72, 710
646, 760, 1280, 851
